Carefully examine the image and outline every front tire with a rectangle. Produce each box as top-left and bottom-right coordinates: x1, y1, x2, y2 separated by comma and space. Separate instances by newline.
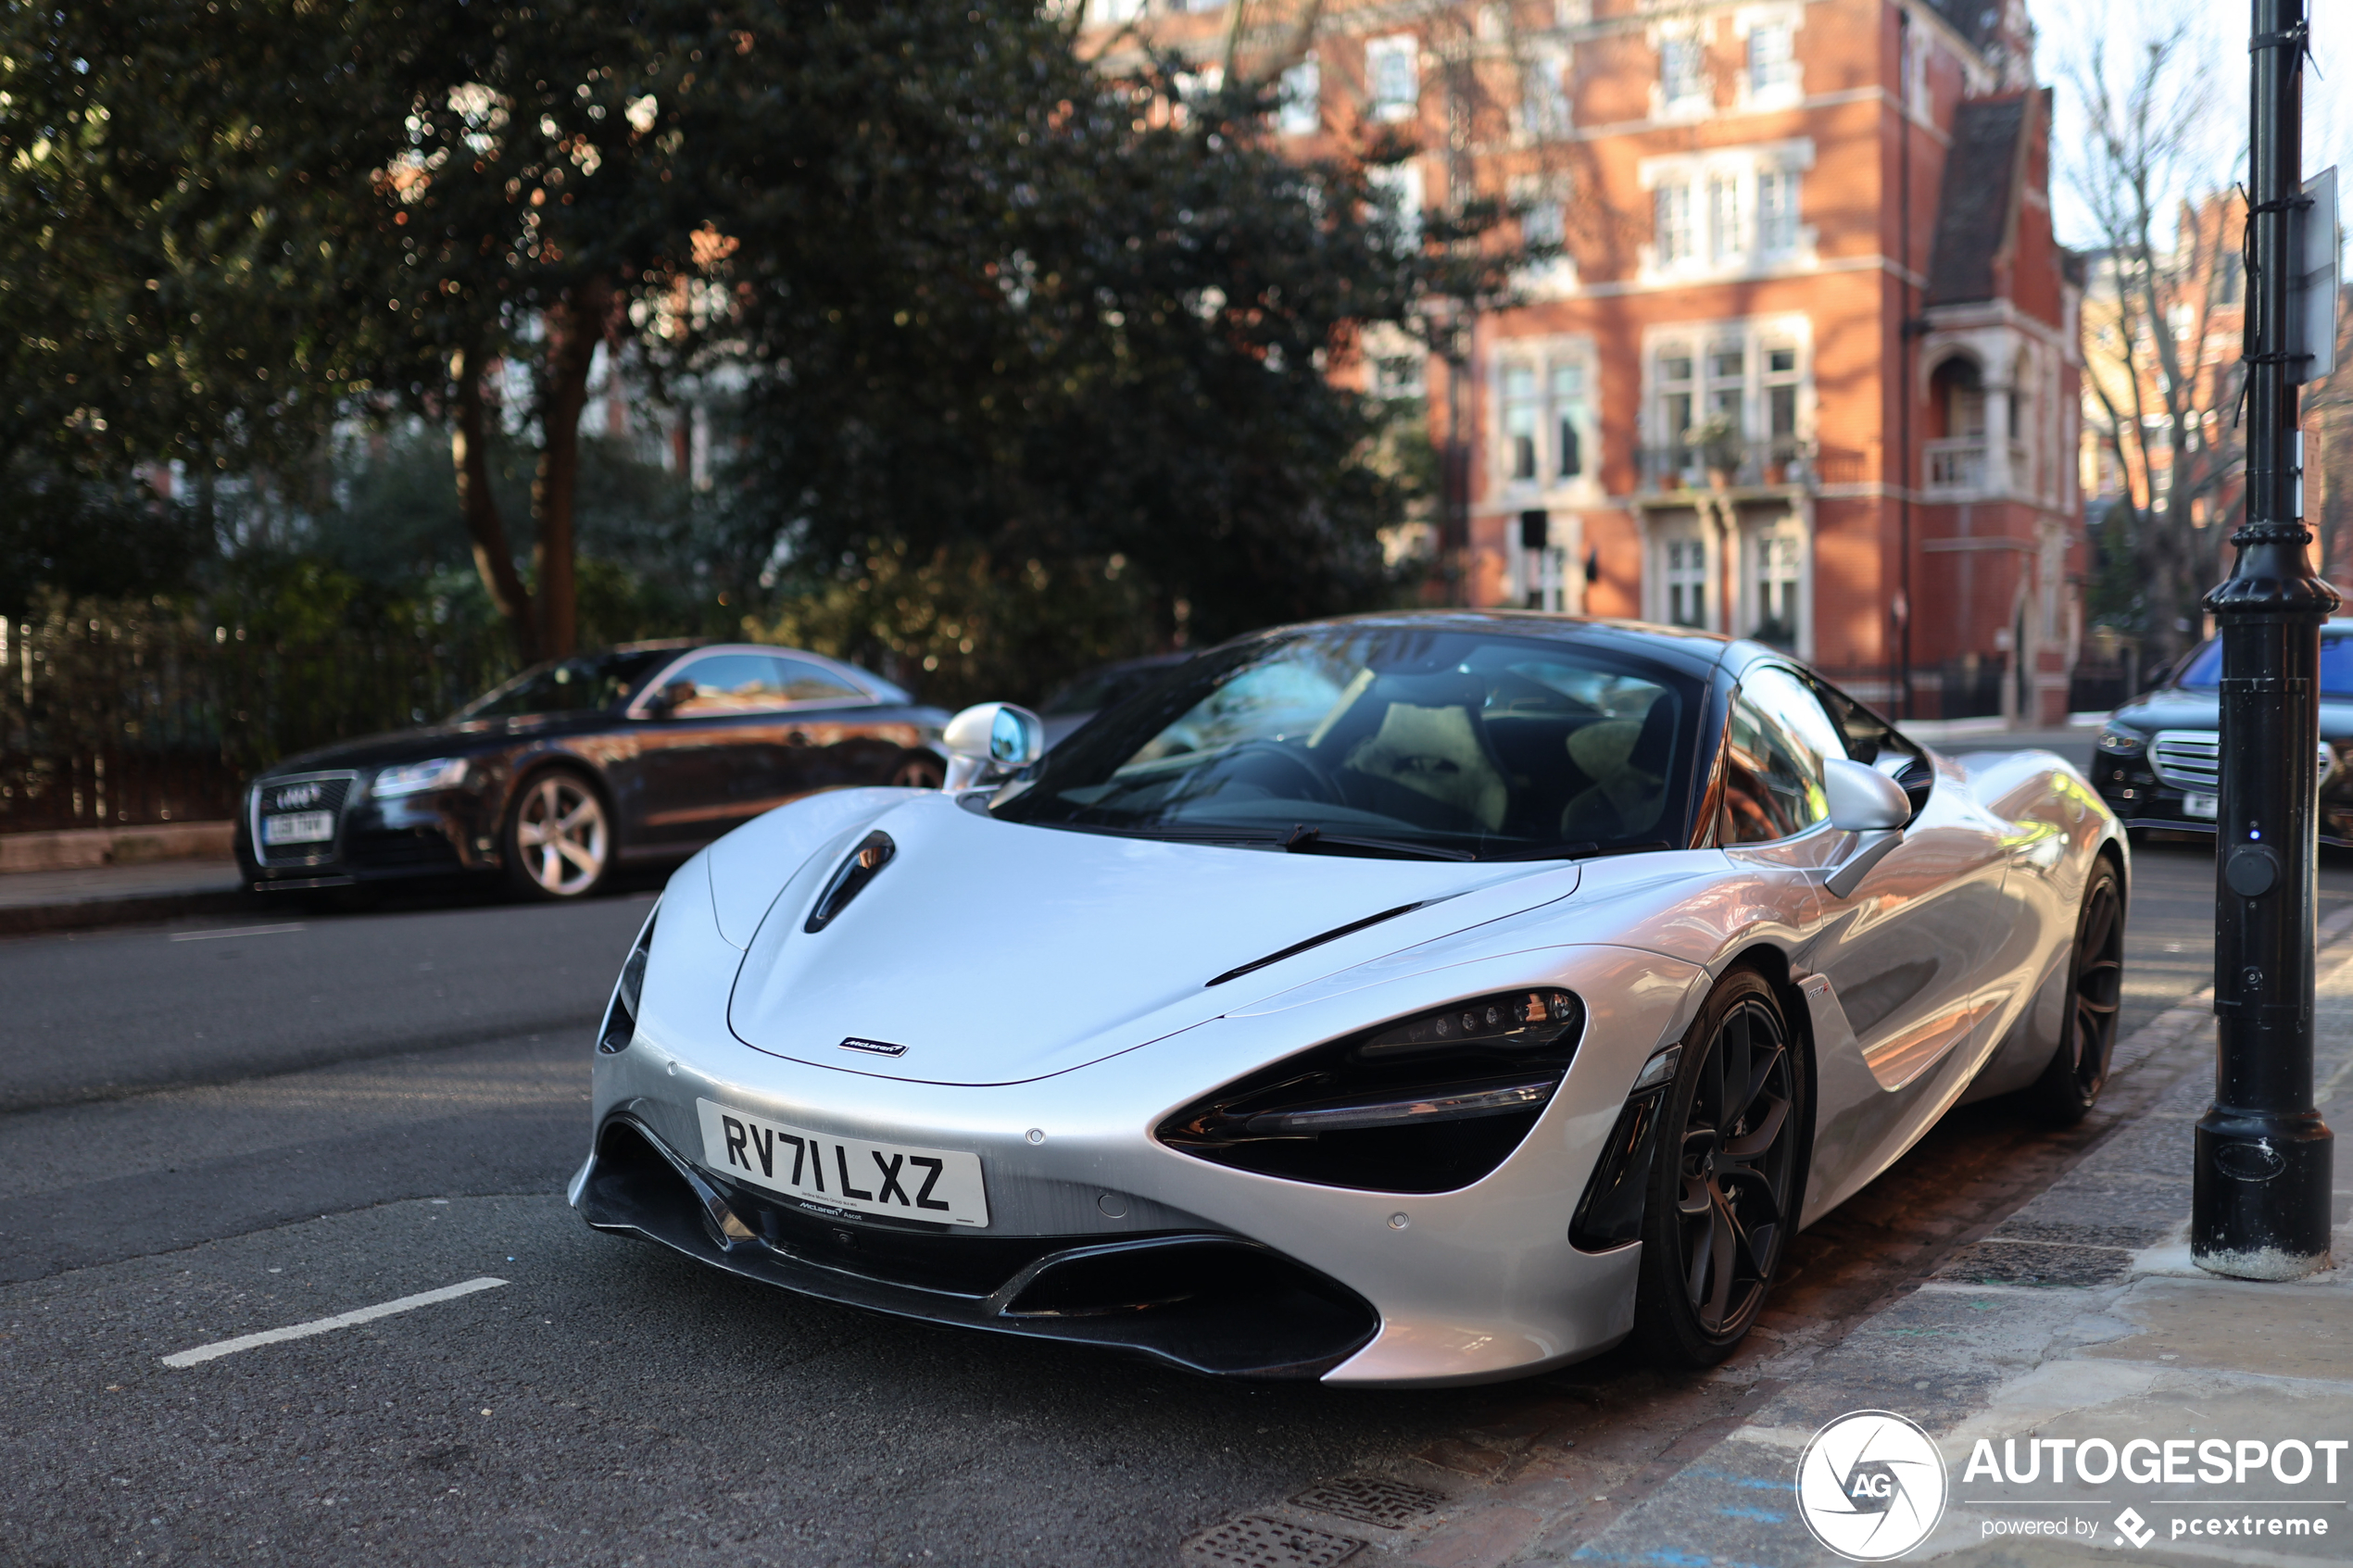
2028, 859, 2124, 1124
502, 769, 612, 900
1632, 968, 1808, 1368
887, 751, 946, 790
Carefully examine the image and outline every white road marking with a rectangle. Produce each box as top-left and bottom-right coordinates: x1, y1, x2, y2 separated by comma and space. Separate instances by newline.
170, 923, 306, 943
160, 1276, 507, 1367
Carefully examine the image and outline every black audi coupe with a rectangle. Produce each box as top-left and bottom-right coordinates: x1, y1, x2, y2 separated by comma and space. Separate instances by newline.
2090, 620, 2353, 847
235, 642, 950, 899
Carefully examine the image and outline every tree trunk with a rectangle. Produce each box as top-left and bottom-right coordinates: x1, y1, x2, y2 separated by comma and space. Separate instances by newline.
533, 274, 616, 659
452, 346, 539, 665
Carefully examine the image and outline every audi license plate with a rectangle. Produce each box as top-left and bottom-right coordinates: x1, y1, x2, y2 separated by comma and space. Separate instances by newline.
696, 1098, 988, 1227
260, 809, 335, 846
2183, 793, 2220, 821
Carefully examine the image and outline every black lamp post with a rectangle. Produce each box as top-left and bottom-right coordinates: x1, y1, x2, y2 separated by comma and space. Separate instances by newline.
2194, 0, 2338, 1279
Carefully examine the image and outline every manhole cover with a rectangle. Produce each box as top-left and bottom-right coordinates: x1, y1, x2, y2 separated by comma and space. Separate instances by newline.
1183, 1514, 1366, 1567
1290, 1475, 1447, 1529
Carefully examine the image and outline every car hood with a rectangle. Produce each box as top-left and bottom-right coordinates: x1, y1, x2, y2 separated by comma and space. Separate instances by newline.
724, 793, 1583, 1086
265, 713, 621, 774
2110, 690, 2353, 743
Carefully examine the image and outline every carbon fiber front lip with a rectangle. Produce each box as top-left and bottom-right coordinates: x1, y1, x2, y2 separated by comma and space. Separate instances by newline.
572, 1115, 1379, 1380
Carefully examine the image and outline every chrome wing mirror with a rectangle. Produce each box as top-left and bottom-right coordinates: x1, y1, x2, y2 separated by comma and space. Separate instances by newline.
940, 702, 1044, 791
1821, 758, 1912, 898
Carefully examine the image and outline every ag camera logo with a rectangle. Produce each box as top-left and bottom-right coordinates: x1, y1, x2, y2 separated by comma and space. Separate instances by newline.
1795, 1410, 1949, 1561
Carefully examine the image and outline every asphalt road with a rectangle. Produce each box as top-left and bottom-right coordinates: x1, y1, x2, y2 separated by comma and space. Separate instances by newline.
2, 836, 2347, 1566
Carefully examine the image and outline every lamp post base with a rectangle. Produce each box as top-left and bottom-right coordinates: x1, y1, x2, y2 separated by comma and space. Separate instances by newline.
2191, 1111, 2335, 1279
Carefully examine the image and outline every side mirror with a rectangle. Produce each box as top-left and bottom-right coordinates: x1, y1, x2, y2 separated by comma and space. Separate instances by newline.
1821, 759, 1910, 898
1824, 758, 1911, 833
940, 702, 1044, 791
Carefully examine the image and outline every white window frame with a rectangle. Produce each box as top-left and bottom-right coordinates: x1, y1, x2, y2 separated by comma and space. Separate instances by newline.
1662, 533, 1711, 630
1642, 313, 1814, 473
1654, 180, 1695, 266
1733, 6, 1804, 111
1637, 140, 1815, 282
1366, 35, 1420, 123
1743, 522, 1806, 651
1518, 48, 1572, 139
1490, 332, 1600, 504
1652, 27, 1710, 120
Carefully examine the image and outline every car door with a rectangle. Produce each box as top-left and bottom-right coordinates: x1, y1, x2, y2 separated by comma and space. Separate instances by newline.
759, 656, 892, 794
1773, 669, 2015, 1208
630, 653, 814, 849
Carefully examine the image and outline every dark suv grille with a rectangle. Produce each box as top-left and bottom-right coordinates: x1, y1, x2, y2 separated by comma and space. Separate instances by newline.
2149, 731, 2220, 792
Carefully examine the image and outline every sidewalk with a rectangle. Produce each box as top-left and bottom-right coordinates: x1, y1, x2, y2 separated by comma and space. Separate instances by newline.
1546, 928, 2353, 1566
0, 859, 254, 936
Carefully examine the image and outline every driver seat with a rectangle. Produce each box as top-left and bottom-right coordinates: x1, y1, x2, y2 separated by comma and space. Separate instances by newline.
1340, 682, 1510, 832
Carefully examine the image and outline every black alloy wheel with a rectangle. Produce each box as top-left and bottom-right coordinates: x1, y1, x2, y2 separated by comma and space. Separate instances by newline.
1633, 969, 1807, 1367
2030, 859, 2125, 1124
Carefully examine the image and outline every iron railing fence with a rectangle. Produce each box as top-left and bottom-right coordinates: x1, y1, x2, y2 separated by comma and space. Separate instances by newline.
1634, 438, 1869, 493
0, 597, 511, 834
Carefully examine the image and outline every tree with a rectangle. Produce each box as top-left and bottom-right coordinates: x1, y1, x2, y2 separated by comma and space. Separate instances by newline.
2062, 23, 2247, 665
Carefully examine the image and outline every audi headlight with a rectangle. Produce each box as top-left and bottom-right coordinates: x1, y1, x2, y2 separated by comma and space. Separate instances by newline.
2095, 728, 2145, 758
372, 757, 469, 797
1156, 988, 1585, 1194
598, 902, 660, 1054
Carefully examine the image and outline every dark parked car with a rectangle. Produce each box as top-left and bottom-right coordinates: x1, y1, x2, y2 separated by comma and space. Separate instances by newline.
2091, 621, 2353, 845
236, 642, 950, 899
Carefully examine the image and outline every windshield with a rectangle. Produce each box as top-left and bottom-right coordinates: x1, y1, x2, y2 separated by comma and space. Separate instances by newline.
458, 648, 672, 720
2173, 636, 2353, 697
990, 625, 1700, 859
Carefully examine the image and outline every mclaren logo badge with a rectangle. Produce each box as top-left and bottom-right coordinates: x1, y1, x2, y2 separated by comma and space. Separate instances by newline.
838, 1036, 910, 1058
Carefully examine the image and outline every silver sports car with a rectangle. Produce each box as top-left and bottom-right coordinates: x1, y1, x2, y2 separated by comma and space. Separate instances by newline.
572, 613, 2126, 1386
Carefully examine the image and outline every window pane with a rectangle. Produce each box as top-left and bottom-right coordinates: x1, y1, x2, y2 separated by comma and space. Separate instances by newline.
1753, 537, 1801, 647
1719, 669, 1832, 843
1748, 22, 1795, 90
1666, 539, 1707, 627
1769, 384, 1797, 438
1556, 410, 1583, 477
665, 655, 798, 715
1709, 348, 1744, 380
1709, 174, 1745, 261
1659, 353, 1693, 384
1277, 58, 1321, 135
1767, 346, 1797, 375
769, 657, 866, 705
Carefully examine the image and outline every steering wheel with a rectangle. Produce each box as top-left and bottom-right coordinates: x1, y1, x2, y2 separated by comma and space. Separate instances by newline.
1216, 741, 1341, 806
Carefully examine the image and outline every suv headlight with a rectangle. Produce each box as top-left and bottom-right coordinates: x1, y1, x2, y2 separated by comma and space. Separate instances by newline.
372, 757, 469, 797
1155, 989, 1584, 1194
2095, 729, 2145, 758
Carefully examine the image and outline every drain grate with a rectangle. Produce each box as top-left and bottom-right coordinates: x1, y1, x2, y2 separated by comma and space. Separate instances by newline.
1290, 1475, 1448, 1530
1183, 1515, 1366, 1567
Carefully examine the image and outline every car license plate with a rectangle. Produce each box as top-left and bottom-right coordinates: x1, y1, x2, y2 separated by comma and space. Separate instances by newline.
696, 1098, 988, 1228
261, 809, 335, 846
2183, 793, 2220, 821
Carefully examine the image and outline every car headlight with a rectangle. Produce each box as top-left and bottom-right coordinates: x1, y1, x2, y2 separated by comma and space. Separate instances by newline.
599, 902, 660, 1054
2096, 729, 2145, 757
372, 757, 469, 797
1155, 988, 1584, 1194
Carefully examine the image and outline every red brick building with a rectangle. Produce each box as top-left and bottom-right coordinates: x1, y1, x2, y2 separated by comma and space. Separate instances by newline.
1087, 0, 2086, 721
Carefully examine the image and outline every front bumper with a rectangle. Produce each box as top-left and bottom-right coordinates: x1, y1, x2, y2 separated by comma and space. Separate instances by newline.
238, 773, 496, 890
573, 1115, 1378, 1379
2092, 757, 2353, 846
579, 865, 1689, 1386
